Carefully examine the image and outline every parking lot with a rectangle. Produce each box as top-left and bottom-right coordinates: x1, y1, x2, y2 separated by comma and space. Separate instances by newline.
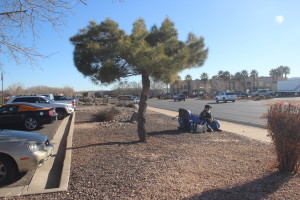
0, 119, 63, 188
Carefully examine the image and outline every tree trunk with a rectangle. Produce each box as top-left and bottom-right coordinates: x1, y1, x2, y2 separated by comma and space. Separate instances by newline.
137, 73, 150, 142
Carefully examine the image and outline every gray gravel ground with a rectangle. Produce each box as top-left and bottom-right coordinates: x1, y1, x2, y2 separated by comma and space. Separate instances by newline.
3, 105, 300, 200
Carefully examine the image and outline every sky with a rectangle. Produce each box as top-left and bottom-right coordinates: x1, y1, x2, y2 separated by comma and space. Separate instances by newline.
1, 0, 300, 91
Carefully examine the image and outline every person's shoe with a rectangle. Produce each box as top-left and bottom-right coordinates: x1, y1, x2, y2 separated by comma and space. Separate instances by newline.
215, 128, 222, 132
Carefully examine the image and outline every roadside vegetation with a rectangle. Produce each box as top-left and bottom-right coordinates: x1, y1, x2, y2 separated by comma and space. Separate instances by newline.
91, 106, 122, 122
70, 17, 208, 142
264, 102, 300, 173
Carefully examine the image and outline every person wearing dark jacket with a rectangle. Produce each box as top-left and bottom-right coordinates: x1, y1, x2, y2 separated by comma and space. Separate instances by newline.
199, 105, 222, 132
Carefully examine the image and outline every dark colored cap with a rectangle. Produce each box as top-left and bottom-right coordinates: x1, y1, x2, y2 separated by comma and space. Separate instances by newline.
205, 105, 212, 109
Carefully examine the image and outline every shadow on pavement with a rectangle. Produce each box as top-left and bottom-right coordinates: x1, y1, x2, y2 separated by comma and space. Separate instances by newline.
184, 172, 293, 200
70, 141, 141, 150
0, 172, 28, 188
147, 129, 184, 136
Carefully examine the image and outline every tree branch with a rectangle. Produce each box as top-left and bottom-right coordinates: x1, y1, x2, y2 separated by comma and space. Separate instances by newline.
0, 10, 28, 16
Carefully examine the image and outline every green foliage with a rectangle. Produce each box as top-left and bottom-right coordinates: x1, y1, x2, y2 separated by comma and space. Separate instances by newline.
70, 17, 208, 85
250, 69, 259, 78
200, 73, 209, 81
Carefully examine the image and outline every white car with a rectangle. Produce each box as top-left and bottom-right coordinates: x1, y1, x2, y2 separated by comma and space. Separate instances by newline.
131, 96, 140, 104
6, 96, 74, 120
216, 92, 237, 103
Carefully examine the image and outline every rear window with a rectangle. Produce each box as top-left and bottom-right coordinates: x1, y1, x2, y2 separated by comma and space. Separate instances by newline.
13, 97, 38, 103
226, 92, 236, 95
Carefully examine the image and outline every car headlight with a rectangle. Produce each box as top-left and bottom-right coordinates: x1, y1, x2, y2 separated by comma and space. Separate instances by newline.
28, 143, 45, 152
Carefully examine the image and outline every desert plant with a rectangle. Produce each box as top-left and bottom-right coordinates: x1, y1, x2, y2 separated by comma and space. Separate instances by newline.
92, 107, 122, 122
125, 103, 136, 108
264, 103, 300, 173
83, 97, 94, 103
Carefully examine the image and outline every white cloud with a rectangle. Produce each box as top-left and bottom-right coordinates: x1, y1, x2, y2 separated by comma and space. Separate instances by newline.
275, 16, 284, 24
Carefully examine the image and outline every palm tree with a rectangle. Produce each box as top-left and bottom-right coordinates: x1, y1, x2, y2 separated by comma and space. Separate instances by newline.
280, 66, 291, 78
218, 70, 231, 91
185, 74, 193, 95
270, 68, 280, 82
173, 75, 181, 94
234, 72, 243, 91
241, 70, 248, 91
250, 69, 259, 91
200, 72, 209, 93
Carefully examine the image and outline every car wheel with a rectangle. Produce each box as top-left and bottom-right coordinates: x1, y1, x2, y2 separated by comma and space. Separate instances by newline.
57, 109, 66, 120
24, 117, 38, 130
0, 156, 17, 185
216, 98, 219, 103
223, 98, 227, 103
232, 100, 235, 102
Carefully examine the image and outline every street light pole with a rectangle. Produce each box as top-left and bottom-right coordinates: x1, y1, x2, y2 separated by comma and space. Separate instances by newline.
1, 71, 3, 105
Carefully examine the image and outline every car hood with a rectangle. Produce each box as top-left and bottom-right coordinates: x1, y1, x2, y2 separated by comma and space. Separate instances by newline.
0, 129, 47, 142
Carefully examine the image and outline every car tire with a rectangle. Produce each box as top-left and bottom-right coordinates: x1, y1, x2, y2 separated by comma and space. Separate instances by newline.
57, 109, 66, 120
232, 100, 235, 102
223, 98, 227, 103
24, 117, 39, 130
0, 156, 17, 185
216, 98, 219, 103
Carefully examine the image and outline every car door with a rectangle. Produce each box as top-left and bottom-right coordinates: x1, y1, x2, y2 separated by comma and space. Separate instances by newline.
0, 105, 20, 125
35, 97, 50, 107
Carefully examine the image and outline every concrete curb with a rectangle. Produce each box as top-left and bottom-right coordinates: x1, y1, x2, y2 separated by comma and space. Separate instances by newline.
147, 106, 271, 143
0, 113, 75, 198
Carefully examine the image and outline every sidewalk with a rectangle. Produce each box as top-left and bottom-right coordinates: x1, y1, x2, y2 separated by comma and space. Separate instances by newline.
147, 106, 271, 143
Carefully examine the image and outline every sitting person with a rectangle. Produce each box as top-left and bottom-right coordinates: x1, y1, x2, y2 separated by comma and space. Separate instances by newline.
199, 105, 222, 132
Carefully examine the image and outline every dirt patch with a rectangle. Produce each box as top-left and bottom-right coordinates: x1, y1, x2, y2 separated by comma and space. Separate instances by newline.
6, 106, 300, 200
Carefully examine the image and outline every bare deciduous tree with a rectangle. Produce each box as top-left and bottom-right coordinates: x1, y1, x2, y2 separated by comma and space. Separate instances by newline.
0, 0, 86, 67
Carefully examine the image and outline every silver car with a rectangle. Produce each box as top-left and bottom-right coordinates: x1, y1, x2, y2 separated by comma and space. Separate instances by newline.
0, 129, 53, 184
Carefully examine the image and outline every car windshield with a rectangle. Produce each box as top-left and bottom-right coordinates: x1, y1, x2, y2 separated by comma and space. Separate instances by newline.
44, 97, 55, 103
226, 92, 236, 95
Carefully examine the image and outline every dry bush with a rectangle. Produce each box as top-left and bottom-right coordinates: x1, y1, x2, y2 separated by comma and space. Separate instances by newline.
83, 97, 94, 103
116, 101, 136, 108
92, 107, 122, 122
264, 103, 300, 173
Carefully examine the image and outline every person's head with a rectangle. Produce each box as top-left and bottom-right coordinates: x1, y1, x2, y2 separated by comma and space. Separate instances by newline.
204, 104, 212, 111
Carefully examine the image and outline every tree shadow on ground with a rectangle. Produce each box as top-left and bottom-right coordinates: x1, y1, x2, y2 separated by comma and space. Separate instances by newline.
70, 140, 140, 150
147, 129, 186, 136
184, 172, 293, 200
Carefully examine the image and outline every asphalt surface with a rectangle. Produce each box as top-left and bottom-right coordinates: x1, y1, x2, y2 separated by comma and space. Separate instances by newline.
0, 119, 62, 189
147, 98, 269, 128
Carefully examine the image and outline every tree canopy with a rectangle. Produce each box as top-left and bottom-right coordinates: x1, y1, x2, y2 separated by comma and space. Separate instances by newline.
70, 17, 208, 141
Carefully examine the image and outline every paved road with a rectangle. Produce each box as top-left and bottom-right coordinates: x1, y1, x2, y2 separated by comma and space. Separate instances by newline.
148, 99, 269, 128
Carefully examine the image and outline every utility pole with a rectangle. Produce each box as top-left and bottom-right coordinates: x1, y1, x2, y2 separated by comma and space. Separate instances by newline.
1, 71, 3, 105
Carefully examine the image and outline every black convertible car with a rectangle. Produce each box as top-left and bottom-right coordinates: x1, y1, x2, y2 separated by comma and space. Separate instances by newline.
0, 103, 57, 130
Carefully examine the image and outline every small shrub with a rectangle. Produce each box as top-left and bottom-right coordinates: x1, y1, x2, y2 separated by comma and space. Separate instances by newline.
92, 107, 122, 122
83, 97, 94, 103
125, 103, 136, 108
264, 103, 300, 173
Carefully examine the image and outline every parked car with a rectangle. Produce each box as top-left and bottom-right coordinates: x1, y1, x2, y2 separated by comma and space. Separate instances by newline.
130, 96, 140, 104
0, 129, 53, 184
251, 89, 275, 97
235, 91, 249, 98
53, 95, 77, 111
6, 96, 74, 120
173, 94, 186, 101
216, 92, 237, 103
36, 94, 54, 100
0, 103, 57, 130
